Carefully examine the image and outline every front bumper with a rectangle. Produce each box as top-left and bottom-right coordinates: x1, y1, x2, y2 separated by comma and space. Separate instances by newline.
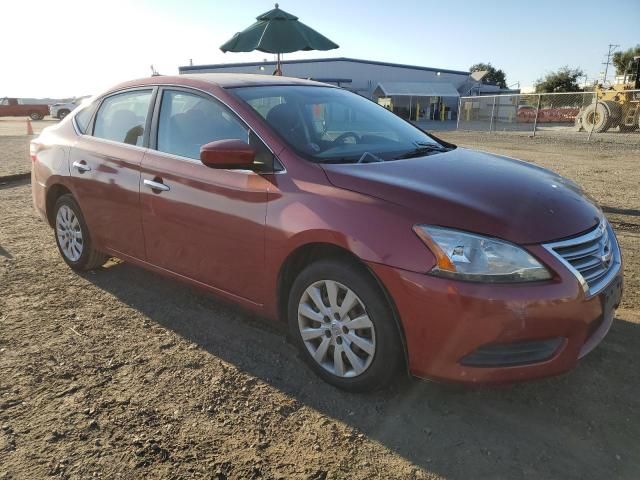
368, 245, 623, 385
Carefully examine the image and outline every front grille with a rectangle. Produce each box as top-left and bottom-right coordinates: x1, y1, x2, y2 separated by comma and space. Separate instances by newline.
544, 219, 621, 296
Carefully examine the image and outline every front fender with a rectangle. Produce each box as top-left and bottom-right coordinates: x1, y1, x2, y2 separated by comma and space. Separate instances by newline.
262, 169, 436, 318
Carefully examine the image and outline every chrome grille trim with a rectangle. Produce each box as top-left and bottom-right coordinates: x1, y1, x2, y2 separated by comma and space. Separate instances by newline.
543, 219, 621, 297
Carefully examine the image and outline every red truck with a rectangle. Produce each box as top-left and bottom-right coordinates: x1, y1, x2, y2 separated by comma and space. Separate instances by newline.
0, 97, 49, 120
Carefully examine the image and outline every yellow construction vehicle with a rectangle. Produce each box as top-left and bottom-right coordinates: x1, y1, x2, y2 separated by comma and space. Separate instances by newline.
576, 55, 640, 132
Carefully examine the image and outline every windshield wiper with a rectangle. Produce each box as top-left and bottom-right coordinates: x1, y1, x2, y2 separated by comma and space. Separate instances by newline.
393, 144, 450, 160
314, 157, 359, 164
315, 152, 384, 164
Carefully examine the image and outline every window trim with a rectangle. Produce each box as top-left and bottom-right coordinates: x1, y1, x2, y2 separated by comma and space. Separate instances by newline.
86, 86, 158, 148
72, 100, 99, 136
71, 82, 284, 172
149, 85, 283, 173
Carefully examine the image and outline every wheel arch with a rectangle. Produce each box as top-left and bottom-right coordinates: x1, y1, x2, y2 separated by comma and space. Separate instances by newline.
276, 241, 409, 371
45, 183, 73, 227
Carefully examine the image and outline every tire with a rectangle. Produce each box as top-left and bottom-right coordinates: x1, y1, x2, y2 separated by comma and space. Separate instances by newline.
581, 102, 610, 133
288, 258, 404, 392
29, 111, 43, 121
602, 101, 622, 130
53, 194, 107, 271
57, 109, 70, 120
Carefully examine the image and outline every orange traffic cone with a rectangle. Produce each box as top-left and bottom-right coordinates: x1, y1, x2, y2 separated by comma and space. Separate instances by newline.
26, 119, 34, 135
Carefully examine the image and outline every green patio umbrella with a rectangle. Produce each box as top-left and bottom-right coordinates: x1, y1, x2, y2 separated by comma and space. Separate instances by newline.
220, 3, 339, 75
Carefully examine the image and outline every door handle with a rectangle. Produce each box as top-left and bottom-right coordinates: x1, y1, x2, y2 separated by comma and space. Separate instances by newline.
143, 178, 170, 192
72, 160, 91, 173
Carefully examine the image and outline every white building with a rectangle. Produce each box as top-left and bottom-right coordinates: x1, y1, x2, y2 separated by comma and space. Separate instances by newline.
179, 57, 506, 122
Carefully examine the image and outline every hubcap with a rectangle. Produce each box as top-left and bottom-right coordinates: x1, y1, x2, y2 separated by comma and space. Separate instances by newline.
587, 111, 600, 125
298, 280, 376, 378
55, 205, 83, 261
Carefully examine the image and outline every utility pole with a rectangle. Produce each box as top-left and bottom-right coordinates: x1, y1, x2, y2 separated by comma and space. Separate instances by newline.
602, 43, 620, 85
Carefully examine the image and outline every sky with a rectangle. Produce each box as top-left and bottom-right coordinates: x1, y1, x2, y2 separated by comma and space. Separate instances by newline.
2, 0, 638, 98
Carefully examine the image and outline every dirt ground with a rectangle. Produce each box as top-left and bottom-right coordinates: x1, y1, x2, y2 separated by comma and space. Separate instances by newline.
0, 117, 55, 179
1, 132, 639, 479
0, 137, 29, 179
0, 118, 55, 137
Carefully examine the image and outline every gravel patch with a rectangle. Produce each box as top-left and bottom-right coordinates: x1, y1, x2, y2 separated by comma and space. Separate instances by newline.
1, 133, 640, 479
0, 137, 30, 179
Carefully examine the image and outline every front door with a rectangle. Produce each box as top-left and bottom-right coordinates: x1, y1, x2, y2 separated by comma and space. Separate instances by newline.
140, 88, 273, 304
69, 88, 154, 259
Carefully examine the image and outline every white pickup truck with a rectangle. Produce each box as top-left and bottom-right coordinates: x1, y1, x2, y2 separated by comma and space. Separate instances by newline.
49, 100, 80, 120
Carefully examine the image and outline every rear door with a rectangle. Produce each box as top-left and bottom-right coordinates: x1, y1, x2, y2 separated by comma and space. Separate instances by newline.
139, 87, 275, 303
69, 88, 155, 259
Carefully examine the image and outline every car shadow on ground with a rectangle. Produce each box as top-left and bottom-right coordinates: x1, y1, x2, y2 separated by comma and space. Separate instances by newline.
84, 260, 640, 479
602, 205, 640, 218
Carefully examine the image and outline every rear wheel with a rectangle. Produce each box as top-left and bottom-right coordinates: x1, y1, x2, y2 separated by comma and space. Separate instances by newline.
288, 259, 404, 392
581, 102, 610, 132
54, 194, 107, 271
29, 111, 43, 121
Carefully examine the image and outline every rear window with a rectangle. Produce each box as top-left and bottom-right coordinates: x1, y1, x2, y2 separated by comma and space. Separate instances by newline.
74, 100, 98, 134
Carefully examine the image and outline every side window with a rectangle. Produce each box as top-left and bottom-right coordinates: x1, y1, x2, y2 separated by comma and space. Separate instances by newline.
93, 90, 152, 146
74, 100, 98, 134
157, 90, 248, 160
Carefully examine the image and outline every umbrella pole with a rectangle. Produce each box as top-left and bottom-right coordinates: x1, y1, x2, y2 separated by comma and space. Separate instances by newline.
275, 53, 282, 76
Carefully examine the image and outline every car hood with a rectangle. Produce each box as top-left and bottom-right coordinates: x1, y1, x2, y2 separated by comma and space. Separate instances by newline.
321, 148, 601, 245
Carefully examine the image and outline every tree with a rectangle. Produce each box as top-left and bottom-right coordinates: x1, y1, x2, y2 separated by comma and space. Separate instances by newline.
613, 45, 640, 75
469, 63, 507, 89
534, 66, 584, 93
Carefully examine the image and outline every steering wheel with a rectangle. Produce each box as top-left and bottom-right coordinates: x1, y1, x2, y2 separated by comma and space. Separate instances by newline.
333, 131, 360, 145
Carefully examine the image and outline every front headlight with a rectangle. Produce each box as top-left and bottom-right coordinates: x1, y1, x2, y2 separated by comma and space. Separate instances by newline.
413, 225, 551, 283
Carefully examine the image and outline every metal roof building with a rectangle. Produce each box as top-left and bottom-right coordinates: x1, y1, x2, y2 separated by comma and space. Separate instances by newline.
179, 57, 504, 122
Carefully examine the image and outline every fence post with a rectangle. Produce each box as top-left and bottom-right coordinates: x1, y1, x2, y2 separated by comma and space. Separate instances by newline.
456, 96, 462, 130
532, 94, 541, 137
587, 91, 599, 142
489, 96, 496, 132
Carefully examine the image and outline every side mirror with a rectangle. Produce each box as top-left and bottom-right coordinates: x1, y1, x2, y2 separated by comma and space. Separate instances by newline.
200, 139, 256, 169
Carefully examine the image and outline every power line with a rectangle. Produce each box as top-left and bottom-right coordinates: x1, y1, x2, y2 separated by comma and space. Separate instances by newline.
601, 43, 620, 85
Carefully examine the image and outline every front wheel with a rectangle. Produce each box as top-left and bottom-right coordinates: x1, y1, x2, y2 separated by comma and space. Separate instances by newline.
54, 194, 107, 271
57, 109, 70, 120
581, 102, 610, 133
288, 259, 404, 392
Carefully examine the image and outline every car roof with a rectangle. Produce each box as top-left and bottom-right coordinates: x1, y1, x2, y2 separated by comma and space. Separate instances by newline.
180, 73, 328, 88
108, 73, 329, 94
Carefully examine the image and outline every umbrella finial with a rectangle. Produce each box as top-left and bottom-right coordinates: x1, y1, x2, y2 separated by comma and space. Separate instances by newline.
275, 3, 279, 8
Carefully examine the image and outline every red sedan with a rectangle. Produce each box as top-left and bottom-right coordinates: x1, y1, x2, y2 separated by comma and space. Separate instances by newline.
31, 74, 623, 391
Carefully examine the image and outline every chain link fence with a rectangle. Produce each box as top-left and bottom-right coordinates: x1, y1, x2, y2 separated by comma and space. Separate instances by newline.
457, 90, 640, 142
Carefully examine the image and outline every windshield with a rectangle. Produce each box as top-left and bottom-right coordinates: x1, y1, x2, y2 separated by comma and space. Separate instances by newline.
232, 85, 451, 163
